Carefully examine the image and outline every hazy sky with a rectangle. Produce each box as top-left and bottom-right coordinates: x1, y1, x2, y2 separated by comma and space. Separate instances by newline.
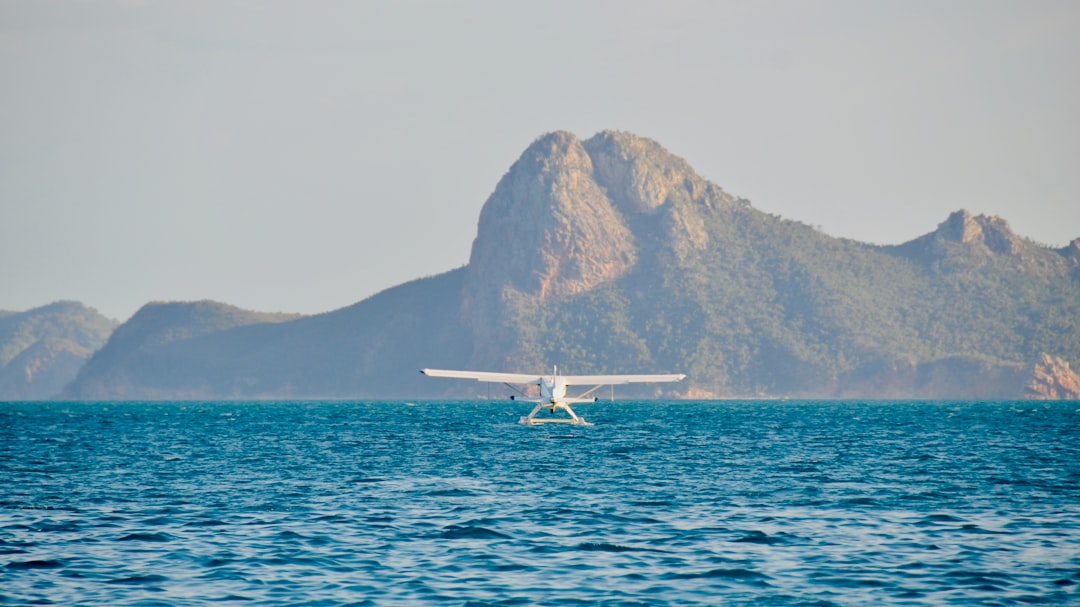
2, 1, 1078, 321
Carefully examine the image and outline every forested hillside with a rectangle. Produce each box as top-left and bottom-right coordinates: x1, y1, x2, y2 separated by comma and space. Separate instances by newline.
0, 302, 115, 399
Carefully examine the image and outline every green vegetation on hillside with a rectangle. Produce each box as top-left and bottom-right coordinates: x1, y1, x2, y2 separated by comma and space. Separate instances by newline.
0, 302, 116, 399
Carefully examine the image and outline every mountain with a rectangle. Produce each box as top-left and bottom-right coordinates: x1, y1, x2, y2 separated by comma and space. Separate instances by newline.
62, 131, 1080, 400
0, 301, 116, 399
64, 300, 301, 398
64, 277, 469, 399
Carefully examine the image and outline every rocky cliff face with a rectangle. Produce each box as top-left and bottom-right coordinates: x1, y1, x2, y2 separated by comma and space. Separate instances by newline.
465, 132, 637, 303
461, 132, 635, 369
1025, 353, 1080, 399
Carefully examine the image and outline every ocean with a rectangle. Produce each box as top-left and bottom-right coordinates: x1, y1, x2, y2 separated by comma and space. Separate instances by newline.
2, 400, 1078, 606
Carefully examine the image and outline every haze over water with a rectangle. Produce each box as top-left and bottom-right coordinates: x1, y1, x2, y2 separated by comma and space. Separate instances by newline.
2, 400, 1078, 605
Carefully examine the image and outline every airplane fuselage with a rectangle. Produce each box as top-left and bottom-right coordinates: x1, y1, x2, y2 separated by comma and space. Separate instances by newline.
539, 374, 568, 404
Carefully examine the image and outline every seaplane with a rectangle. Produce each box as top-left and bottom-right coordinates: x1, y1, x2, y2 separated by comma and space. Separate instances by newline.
420, 366, 686, 426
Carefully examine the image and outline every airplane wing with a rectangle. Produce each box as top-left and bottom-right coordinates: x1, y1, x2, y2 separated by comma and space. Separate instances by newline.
562, 373, 686, 386
420, 368, 543, 384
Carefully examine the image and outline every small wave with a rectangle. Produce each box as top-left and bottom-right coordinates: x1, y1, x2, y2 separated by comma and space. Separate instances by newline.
1054, 579, 1077, 587
141, 515, 175, 526
116, 532, 173, 542
439, 524, 511, 540
314, 513, 351, 523
185, 519, 228, 527
945, 570, 1014, 587
6, 559, 65, 570
670, 568, 771, 584
958, 524, 1007, 535
732, 530, 785, 545
576, 542, 665, 553
208, 595, 256, 602
922, 513, 963, 523
30, 520, 83, 533
491, 562, 530, 572
107, 574, 169, 585
0, 502, 73, 512
425, 488, 476, 497
840, 496, 878, 506
816, 576, 890, 589
631, 500, 675, 506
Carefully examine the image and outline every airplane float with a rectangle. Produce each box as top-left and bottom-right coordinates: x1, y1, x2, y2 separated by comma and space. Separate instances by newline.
420, 366, 685, 426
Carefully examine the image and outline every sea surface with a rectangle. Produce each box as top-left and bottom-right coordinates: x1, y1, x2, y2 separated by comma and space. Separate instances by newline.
2, 400, 1078, 606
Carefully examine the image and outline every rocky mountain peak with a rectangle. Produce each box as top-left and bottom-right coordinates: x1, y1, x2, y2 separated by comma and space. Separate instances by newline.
583, 130, 710, 215
938, 209, 1021, 255
464, 131, 637, 302
1064, 238, 1080, 259
890, 209, 1032, 267
459, 130, 730, 369
463, 130, 730, 307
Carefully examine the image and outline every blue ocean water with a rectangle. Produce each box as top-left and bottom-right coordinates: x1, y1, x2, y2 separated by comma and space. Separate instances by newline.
1, 400, 1078, 606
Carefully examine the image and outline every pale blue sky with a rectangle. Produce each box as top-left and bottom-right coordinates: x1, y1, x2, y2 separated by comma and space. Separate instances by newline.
2, 0, 1078, 321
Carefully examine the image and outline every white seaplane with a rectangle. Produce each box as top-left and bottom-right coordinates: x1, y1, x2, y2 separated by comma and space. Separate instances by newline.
420, 366, 685, 426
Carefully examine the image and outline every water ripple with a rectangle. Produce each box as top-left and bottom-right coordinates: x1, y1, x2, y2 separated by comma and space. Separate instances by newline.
1, 400, 1078, 605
